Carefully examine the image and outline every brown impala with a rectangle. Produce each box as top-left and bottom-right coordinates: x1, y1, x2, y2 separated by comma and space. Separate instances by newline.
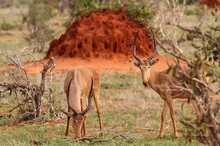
129, 29, 201, 139
62, 66, 103, 139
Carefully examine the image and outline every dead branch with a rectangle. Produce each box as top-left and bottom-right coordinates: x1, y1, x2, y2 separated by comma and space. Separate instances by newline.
71, 126, 117, 143
69, 125, 143, 144
47, 57, 56, 116
156, 38, 193, 67
4, 53, 30, 84
0, 55, 56, 121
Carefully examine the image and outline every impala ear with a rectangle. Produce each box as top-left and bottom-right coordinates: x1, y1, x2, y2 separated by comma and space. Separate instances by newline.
129, 60, 139, 67
150, 59, 159, 66
61, 110, 74, 117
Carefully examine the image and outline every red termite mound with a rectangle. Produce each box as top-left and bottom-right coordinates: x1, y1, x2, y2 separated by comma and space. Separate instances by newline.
46, 9, 155, 59
200, 0, 220, 9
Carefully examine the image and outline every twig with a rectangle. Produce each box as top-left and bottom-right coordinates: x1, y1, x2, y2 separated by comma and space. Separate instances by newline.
70, 126, 118, 143
47, 57, 56, 116
8, 98, 31, 112
177, 24, 219, 46
156, 38, 193, 67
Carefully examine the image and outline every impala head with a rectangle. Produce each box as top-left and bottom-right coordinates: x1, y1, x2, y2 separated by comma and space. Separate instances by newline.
130, 29, 159, 87
62, 79, 93, 139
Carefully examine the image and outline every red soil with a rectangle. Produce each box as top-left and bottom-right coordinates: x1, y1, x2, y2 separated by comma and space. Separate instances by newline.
46, 9, 155, 60
0, 54, 171, 74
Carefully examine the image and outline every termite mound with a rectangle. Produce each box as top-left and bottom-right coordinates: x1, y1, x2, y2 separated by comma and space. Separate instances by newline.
46, 9, 155, 59
200, 0, 220, 9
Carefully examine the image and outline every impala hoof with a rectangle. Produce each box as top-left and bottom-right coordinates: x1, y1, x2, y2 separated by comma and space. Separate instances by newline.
101, 132, 105, 136
173, 135, 178, 140
173, 136, 178, 141
157, 135, 163, 139
143, 82, 149, 87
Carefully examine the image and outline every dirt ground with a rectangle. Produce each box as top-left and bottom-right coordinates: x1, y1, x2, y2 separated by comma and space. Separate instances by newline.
0, 54, 174, 73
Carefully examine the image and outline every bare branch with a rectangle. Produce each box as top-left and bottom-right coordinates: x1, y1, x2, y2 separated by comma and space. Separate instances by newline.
0, 56, 57, 121
156, 38, 193, 67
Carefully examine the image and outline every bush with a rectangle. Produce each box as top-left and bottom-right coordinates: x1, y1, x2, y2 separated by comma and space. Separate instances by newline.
67, 0, 154, 27
171, 0, 200, 5
0, 21, 15, 30
125, 2, 154, 26
25, 0, 55, 52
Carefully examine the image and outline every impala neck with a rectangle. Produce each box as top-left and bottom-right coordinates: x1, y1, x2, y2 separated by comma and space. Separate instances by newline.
148, 67, 159, 90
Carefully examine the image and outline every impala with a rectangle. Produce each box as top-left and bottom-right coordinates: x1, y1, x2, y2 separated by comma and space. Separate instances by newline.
62, 66, 103, 139
130, 29, 201, 139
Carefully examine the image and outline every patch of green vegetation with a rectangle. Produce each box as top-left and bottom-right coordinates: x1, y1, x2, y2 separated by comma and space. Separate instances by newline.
177, 0, 200, 5
0, 40, 28, 52
0, 120, 200, 146
24, 0, 56, 52
100, 72, 140, 89
0, 20, 16, 30
0, 59, 5, 66
0, 117, 14, 124
101, 81, 130, 89
185, 9, 195, 15
67, 0, 154, 28
125, 2, 154, 26
0, 40, 27, 66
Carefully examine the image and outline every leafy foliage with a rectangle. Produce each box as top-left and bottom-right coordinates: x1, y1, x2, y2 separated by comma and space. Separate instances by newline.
124, 2, 154, 26
0, 20, 15, 30
188, 26, 220, 85
70, 0, 101, 19
174, 0, 200, 5
66, 0, 154, 27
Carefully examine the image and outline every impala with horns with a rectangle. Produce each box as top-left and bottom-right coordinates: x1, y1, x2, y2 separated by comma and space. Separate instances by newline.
62, 66, 103, 139
130, 29, 201, 139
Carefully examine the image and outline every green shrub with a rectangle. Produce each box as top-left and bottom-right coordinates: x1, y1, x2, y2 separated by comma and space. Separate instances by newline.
67, 0, 154, 27
185, 9, 195, 15
0, 20, 15, 30
125, 2, 154, 26
75, 1, 100, 18
25, 0, 55, 52
177, 0, 200, 5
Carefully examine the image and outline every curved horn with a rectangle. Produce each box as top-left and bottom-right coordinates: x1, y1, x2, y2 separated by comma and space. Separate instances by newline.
133, 30, 142, 62
146, 28, 157, 62
67, 78, 78, 116
81, 78, 93, 116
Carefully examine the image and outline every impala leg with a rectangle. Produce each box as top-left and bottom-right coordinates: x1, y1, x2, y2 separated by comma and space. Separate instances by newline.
158, 101, 168, 139
81, 116, 87, 136
93, 90, 103, 135
191, 100, 202, 122
82, 115, 87, 136
81, 98, 86, 136
167, 99, 178, 139
65, 107, 70, 136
